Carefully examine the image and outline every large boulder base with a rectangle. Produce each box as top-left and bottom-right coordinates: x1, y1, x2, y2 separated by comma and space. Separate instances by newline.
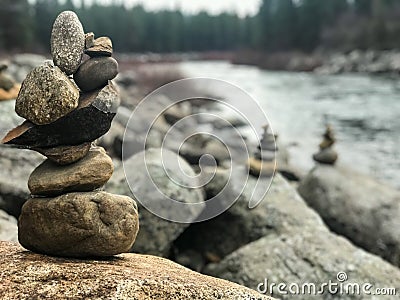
18, 191, 139, 257
0, 241, 273, 300
298, 165, 400, 267
206, 227, 400, 300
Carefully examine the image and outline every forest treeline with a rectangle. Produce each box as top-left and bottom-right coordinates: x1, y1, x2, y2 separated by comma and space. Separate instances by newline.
1, 0, 400, 53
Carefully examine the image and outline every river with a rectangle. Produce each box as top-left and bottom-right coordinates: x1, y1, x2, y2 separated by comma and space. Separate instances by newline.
179, 61, 400, 189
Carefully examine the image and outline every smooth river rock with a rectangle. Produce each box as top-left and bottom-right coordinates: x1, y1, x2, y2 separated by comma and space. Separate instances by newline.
51, 11, 85, 75
74, 57, 118, 92
15, 62, 79, 125
28, 147, 113, 196
18, 191, 139, 257
33, 142, 91, 165
2, 82, 119, 148
0, 241, 273, 300
313, 147, 338, 165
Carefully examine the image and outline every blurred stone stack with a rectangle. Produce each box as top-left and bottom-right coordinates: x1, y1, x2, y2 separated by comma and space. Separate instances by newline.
248, 125, 276, 177
0, 62, 20, 101
313, 124, 338, 165
1, 11, 139, 258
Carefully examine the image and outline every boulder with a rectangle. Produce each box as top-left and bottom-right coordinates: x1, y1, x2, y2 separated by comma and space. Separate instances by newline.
106, 148, 205, 256
0, 146, 44, 217
298, 165, 400, 266
28, 147, 113, 196
174, 171, 324, 263
18, 191, 139, 257
0, 241, 272, 300
206, 227, 400, 300
0, 210, 17, 242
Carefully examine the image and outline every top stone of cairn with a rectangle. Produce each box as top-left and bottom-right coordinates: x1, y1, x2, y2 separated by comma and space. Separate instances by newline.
51, 11, 85, 75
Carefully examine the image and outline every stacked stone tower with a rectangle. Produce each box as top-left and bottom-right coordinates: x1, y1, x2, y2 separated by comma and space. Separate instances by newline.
248, 125, 277, 177
1, 11, 139, 257
313, 124, 338, 165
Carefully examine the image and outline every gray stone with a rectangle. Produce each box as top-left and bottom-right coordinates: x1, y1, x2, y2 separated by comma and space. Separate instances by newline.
28, 147, 113, 196
298, 165, 400, 266
206, 227, 400, 300
174, 172, 323, 260
15, 62, 79, 125
18, 191, 139, 257
0, 210, 17, 242
106, 148, 205, 256
51, 11, 85, 75
74, 57, 118, 92
85, 36, 113, 57
33, 143, 91, 165
0, 73, 15, 91
0, 146, 44, 217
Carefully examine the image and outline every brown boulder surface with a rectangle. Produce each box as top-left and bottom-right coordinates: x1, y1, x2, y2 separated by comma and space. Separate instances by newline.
0, 241, 273, 300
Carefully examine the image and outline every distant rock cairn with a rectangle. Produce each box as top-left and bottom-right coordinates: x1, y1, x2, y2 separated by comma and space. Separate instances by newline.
313, 124, 338, 165
248, 124, 276, 177
1, 11, 139, 258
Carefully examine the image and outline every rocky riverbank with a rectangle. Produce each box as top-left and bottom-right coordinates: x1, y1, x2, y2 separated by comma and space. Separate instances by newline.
231, 49, 400, 75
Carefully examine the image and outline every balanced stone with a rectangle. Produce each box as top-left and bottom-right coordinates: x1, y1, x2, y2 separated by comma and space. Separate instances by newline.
313, 147, 338, 165
74, 57, 118, 92
85, 37, 113, 57
28, 147, 113, 196
18, 191, 139, 257
15, 62, 79, 125
51, 11, 85, 75
33, 142, 91, 165
2, 82, 119, 148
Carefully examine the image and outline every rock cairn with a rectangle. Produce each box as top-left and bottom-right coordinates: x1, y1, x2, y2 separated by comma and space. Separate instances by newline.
248, 125, 276, 177
0, 62, 20, 101
1, 11, 139, 258
313, 124, 338, 165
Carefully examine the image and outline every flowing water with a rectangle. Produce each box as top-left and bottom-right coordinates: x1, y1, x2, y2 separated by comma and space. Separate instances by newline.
180, 61, 400, 189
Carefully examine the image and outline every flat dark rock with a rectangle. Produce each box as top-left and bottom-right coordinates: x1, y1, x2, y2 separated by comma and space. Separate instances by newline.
1, 82, 119, 148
